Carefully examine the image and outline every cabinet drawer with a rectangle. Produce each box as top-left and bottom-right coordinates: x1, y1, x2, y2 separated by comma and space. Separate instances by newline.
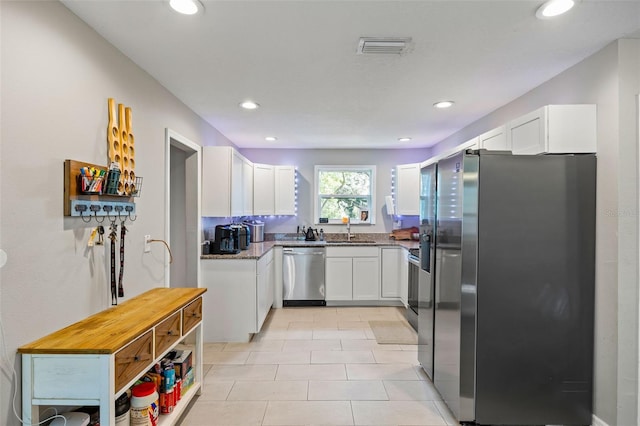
155, 312, 181, 355
183, 297, 203, 335
114, 331, 153, 393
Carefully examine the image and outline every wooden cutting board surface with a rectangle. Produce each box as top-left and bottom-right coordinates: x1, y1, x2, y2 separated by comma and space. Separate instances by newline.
18, 287, 206, 355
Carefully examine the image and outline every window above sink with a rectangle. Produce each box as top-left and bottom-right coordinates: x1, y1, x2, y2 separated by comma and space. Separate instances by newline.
314, 165, 376, 225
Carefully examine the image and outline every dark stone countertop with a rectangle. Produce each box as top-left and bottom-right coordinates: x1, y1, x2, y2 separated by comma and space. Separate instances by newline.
201, 235, 419, 260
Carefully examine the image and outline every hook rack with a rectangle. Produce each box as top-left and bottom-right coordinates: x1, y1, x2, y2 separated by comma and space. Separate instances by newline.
72, 200, 136, 219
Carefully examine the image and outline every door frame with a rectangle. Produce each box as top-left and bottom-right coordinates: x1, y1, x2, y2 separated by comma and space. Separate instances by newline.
164, 128, 202, 288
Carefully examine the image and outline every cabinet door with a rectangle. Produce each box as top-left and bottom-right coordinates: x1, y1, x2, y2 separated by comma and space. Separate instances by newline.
399, 250, 409, 306
243, 158, 254, 215
267, 256, 275, 310
510, 105, 597, 155
253, 164, 275, 215
202, 147, 232, 217
275, 166, 296, 215
509, 107, 545, 155
395, 164, 420, 216
325, 257, 353, 300
478, 125, 510, 151
381, 248, 401, 298
353, 257, 380, 300
231, 151, 245, 216
256, 264, 270, 332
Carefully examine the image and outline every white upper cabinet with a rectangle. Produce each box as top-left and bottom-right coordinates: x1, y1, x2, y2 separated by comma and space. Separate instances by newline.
253, 164, 296, 216
274, 166, 296, 215
253, 164, 275, 215
202, 146, 253, 217
508, 105, 596, 155
203, 147, 296, 217
395, 163, 420, 216
478, 125, 510, 151
202, 146, 232, 217
242, 156, 254, 216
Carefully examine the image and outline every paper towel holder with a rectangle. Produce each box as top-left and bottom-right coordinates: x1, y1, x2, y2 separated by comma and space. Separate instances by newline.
385, 195, 395, 216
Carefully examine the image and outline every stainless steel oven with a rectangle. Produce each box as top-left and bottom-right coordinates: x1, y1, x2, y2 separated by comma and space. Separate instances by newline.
406, 249, 420, 331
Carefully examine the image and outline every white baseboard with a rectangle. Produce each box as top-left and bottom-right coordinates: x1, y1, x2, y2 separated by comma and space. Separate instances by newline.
591, 414, 610, 426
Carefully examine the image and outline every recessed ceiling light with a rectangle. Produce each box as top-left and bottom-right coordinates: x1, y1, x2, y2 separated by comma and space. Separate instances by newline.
240, 101, 260, 110
398, 137, 412, 142
265, 136, 277, 142
433, 101, 454, 109
536, 0, 575, 19
169, 0, 203, 15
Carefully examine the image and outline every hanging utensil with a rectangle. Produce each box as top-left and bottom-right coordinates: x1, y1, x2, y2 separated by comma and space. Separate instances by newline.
118, 220, 127, 298
109, 223, 118, 306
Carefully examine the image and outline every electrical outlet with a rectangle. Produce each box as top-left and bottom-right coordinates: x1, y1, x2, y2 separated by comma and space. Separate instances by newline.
144, 235, 151, 253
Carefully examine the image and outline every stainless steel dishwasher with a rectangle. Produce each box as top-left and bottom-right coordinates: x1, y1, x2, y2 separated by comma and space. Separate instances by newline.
283, 247, 326, 306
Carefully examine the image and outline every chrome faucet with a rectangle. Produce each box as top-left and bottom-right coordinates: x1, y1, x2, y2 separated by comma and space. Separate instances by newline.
346, 217, 352, 241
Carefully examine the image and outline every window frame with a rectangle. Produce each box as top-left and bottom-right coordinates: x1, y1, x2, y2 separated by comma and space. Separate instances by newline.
314, 165, 376, 225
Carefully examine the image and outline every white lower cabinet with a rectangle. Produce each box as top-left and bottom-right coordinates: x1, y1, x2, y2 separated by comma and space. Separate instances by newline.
325, 257, 353, 300
325, 247, 380, 301
399, 249, 408, 306
381, 247, 409, 305
257, 249, 275, 331
353, 257, 380, 300
381, 247, 402, 298
202, 252, 274, 342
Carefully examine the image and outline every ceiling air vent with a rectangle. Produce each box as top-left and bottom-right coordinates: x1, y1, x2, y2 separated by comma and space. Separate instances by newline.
357, 37, 412, 55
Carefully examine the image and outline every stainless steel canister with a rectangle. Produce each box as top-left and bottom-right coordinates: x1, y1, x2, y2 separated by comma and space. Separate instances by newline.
244, 220, 264, 242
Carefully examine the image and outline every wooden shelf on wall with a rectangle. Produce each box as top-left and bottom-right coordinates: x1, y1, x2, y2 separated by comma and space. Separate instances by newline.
64, 159, 134, 217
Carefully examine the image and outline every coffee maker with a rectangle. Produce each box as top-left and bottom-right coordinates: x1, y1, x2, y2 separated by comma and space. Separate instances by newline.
231, 224, 250, 250
211, 225, 240, 254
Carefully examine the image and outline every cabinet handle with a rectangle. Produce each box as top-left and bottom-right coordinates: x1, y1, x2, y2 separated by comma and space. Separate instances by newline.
134, 356, 139, 361
167, 330, 173, 336
192, 312, 199, 317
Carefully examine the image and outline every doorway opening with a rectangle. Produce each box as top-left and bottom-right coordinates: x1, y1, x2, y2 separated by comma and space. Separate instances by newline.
165, 129, 201, 288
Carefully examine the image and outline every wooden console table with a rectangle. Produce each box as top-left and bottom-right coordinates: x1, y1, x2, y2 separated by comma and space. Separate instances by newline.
19, 287, 206, 426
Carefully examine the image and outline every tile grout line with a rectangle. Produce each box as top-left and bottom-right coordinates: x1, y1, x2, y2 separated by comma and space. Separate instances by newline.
349, 399, 356, 426
260, 399, 269, 426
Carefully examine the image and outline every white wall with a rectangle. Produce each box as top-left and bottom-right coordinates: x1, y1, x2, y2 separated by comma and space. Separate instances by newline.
0, 2, 234, 425
615, 38, 640, 426
430, 39, 640, 426
238, 148, 430, 235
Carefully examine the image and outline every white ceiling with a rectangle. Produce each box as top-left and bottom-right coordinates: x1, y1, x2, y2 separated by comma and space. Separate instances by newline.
61, 0, 640, 149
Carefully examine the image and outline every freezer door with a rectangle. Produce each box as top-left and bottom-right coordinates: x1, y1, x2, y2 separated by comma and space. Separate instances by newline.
418, 163, 436, 379
433, 151, 474, 421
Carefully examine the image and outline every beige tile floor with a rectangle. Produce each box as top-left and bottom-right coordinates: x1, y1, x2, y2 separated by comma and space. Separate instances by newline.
179, 306, 457, 426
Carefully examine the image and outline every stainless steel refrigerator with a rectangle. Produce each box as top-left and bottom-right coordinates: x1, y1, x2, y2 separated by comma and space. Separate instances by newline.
418, 150, 596, 425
